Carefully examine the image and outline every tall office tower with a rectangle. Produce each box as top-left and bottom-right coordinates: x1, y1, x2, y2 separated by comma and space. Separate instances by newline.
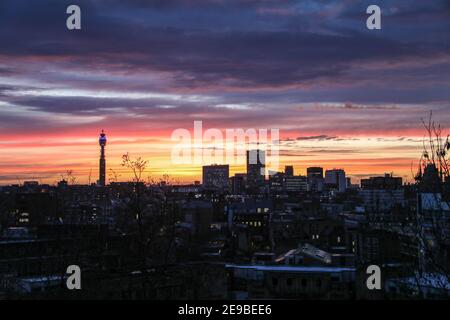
307, 167, 324, 178
307, 167, 324, 192
202, 164, 230, 190
325, 169, 346, 193
246, 149, 265, 191
98, 130, 107, 186
231, 173, 247, 194
285, 165, 294, 177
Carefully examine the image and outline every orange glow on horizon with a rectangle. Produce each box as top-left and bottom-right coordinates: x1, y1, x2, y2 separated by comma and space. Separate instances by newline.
0, 127, 427, 185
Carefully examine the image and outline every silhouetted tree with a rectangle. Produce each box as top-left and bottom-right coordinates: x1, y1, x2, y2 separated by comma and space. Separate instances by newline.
404, 112, 450, 297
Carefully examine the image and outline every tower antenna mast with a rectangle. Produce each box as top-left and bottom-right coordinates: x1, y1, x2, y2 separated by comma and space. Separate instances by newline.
98, 130, 107, 186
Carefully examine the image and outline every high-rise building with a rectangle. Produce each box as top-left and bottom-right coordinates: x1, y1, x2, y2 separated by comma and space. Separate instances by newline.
202, 164, 229, 190
307, 167, 323, 178
246, 150, 265, 191
285, 165, 294, 177
307, 167, 324, 192
325, 169, 346, 193
98, 130, 107, 186
231, 173, 247, 194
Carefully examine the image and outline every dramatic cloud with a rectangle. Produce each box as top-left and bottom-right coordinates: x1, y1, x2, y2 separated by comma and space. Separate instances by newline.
0, 0, 449, 183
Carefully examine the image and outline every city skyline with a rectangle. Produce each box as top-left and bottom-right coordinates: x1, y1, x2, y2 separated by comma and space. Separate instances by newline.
0, 1, 449, 303
0, 127, 425, 186
1, 1, 450, 184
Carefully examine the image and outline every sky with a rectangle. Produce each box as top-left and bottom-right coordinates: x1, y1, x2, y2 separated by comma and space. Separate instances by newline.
0, 0, 449, 185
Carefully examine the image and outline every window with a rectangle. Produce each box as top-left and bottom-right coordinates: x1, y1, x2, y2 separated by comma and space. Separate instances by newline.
301, 279, 307, 287
286, 278, 293, 287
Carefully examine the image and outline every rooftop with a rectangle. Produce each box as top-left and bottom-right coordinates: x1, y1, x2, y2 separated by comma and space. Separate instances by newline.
226, 264, 355, 273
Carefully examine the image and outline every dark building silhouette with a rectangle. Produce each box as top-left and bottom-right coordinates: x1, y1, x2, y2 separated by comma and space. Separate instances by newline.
420, 164, 442, 193
183, 200, 214, 237
14, 192, 57, 226
325, 169, 346, 193
361, 174, 403, 190
360, 174, 405, 216
307, 167, 323, 178
202, 165, 229, 190
269, 171, 285, 193
246, 150, 265, 191
285, 166, 294, 177
231, 173, 246, 194
98, 130, 107, 186
284, 175, 308, 193
307, 167, 324, 192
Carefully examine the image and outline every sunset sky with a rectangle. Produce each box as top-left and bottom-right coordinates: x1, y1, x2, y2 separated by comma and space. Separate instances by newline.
1, 0, 450, 185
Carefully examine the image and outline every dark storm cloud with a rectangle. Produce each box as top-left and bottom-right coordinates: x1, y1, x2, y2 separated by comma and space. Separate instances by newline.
0, 85, 19, 96
100, 0, 300, 11
0, 0, 449, 129
1, 0, 449, 90
0, 67, 14, 75
7, 96, 206, 115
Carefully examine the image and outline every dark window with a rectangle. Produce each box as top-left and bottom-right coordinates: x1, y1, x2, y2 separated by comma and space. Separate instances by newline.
316, 279, 322, 288
301, 279, 307, 287
286, 278, 293, 286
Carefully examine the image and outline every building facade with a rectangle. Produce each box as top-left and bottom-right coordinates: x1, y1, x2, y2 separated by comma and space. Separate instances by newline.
202, 165, 230, 191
